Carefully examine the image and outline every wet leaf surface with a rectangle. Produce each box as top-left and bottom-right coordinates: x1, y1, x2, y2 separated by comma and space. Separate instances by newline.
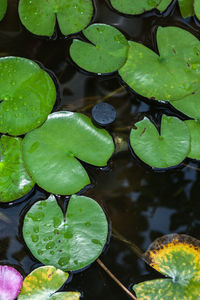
23, 195, 108, 271
0, 0, 7, 21
0, 265, 23, 300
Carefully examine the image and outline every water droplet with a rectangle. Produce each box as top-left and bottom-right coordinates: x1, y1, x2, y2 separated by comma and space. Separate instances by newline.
53, 217, 61, 228
33, 226, 39, 233
92, 239, 102, 246
46, 241, 55, 250
31, 234, 39, 243
58, 256, 70, 266
37, 249, 43, 255
50, 251, 54, 255
64, 231, 73, 239
85, 222, 91, 227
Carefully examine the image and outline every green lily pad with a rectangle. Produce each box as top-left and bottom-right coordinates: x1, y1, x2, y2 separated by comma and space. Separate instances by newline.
22, 111, 114, 195
23, 194, 108, 271
18, 265, 80, 299
0, 0, 7, 21
194, 0, 200, 20
0, 135, 34, 202
184, 119, 200, 160
109, 0, 172, 15
130, 115, 190, 168
119, 26, 200, 102
178, 0, 194, 18
70, 23, 128, 74
18, 0, 93, 37
0, 56, 56, 136
133, 234, 200, 299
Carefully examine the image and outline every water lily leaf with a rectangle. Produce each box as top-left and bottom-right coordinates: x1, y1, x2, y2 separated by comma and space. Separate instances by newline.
133, 234, 200, 299
130, 115, 190, 168
23, 194, 108, 271
51, 292, 81, 300
109, 0, 172, 15
22, 111, 114, 195
18, 0, 93, 37
184, 119, 200, 160
0, 57, 56, 136
0, 0, 7, 21
0, 265, 23, 300
18, 266, 73, 299
119, 26, 200, 102
194, 0, 200, 20
178, 0, 194, 18
70, 23, 128, 74
0, 135, 34, 202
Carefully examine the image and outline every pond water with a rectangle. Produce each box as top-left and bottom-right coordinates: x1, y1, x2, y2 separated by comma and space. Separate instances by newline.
1, 0, 200, 299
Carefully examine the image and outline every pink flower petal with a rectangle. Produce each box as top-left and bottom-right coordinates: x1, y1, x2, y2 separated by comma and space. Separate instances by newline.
0, 265, 23, 300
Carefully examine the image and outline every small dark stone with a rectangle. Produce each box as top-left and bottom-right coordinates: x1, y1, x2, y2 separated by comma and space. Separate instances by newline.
92, 102, 116, 127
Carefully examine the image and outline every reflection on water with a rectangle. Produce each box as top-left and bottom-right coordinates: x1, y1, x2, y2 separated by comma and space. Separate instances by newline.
1, 0, 200, 299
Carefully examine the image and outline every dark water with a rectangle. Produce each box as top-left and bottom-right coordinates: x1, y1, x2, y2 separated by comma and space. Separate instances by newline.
1, 0, 200, 299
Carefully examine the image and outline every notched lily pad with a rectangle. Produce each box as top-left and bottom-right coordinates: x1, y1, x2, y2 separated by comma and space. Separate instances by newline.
0, 0, 7, 21
70, 23, 128, 74
133, 234, 200, 299
0, 265, 23, 300
130, 115, 190, 168
19, 0, 93, 37
0, 56, 56, 136
110, 0, 172, 15
23, 194, 108, 271
18, 265, 81, 299
0, 135, 34, 202
22, 111, 114, 195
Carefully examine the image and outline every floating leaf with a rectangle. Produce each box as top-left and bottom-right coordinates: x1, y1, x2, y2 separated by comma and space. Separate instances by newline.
18, 266, 80, 299
22, 111, 114, 195
109, 0, 172, 15
178, 0, 194, 18
194, 0, 200, 20
0, 57, 56, 136
70, 23, 128, 74
0, 135, 34, 202
23, 195, 108, 271
119, 26, 200, 102
133, 234, 200, 299
185, 119, 200, 160
0, 0, 7, 21
19, 0, 93, 37
0, 265, 23, 300
130, 115, 190, 168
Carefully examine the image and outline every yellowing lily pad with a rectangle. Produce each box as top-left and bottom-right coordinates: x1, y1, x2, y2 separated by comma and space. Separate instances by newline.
22, 111, 114, 195
0, 135, 34, 202
23, 195, 108, 271
70, 23, 128, 74
0, 57, 56, 136
130, 115, 190, 168
18, 266, 80, 299
0, 0, 7, 21
133, 234, 200, 299
19, 0, 93, 37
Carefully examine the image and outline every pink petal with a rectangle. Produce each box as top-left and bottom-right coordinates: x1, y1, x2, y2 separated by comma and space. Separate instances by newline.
0, 265, 23, 300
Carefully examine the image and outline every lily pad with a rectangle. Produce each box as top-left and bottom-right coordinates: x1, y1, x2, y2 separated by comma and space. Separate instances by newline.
22, 111, 114, 195
119, 26, 200, 102
0, 0, 7, 21
133, 234, 200, 299
184, 119, 200, 160
0, 135, 34, 202
0, 56, 56, 136
0, 265, 23, 300
194, 0, 200, 20
18, 265, 80, 299
23, 194, 108, 271
70, 23, 128, 74
109, 0, 172, 15
18, 0, 93, 37
178, 0, 194, 18
130, 115, 190, 168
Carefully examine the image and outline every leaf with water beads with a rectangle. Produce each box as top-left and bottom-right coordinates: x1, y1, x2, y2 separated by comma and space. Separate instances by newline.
109, 0, 172, 15
0, 135, 34, 202
70, 23, 129, 74
23, 194, 108, 271
18, 0, 93, 37
0, 265, 23, 300
0, 56, 56, 136
0, 0, 7, 21
133, 234, 200, 299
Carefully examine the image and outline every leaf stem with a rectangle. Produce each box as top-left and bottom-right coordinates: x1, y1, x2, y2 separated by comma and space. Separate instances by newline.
183, 163, 200, 172
97, 259, 137, 300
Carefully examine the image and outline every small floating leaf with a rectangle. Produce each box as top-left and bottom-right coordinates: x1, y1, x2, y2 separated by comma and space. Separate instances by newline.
51, 292, 81, 300
109, 0, 172, 15
70, 23, 128, 74
0, 135, 34, 202
19, 0, 93, 37
0, 57, 56, 136
185, 119, 200, 160
23, 195, 108, 271
22, 111, 114, 195
133, 234, 200, 299
130, 115, 190, 168
0, 265, 23, 300
18, 266, 80, 299
178, 0, 194, 18
0, 0, 7, 21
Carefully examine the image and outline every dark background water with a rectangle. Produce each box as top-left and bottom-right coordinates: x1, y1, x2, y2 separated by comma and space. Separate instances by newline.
1, 0, 200, 299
